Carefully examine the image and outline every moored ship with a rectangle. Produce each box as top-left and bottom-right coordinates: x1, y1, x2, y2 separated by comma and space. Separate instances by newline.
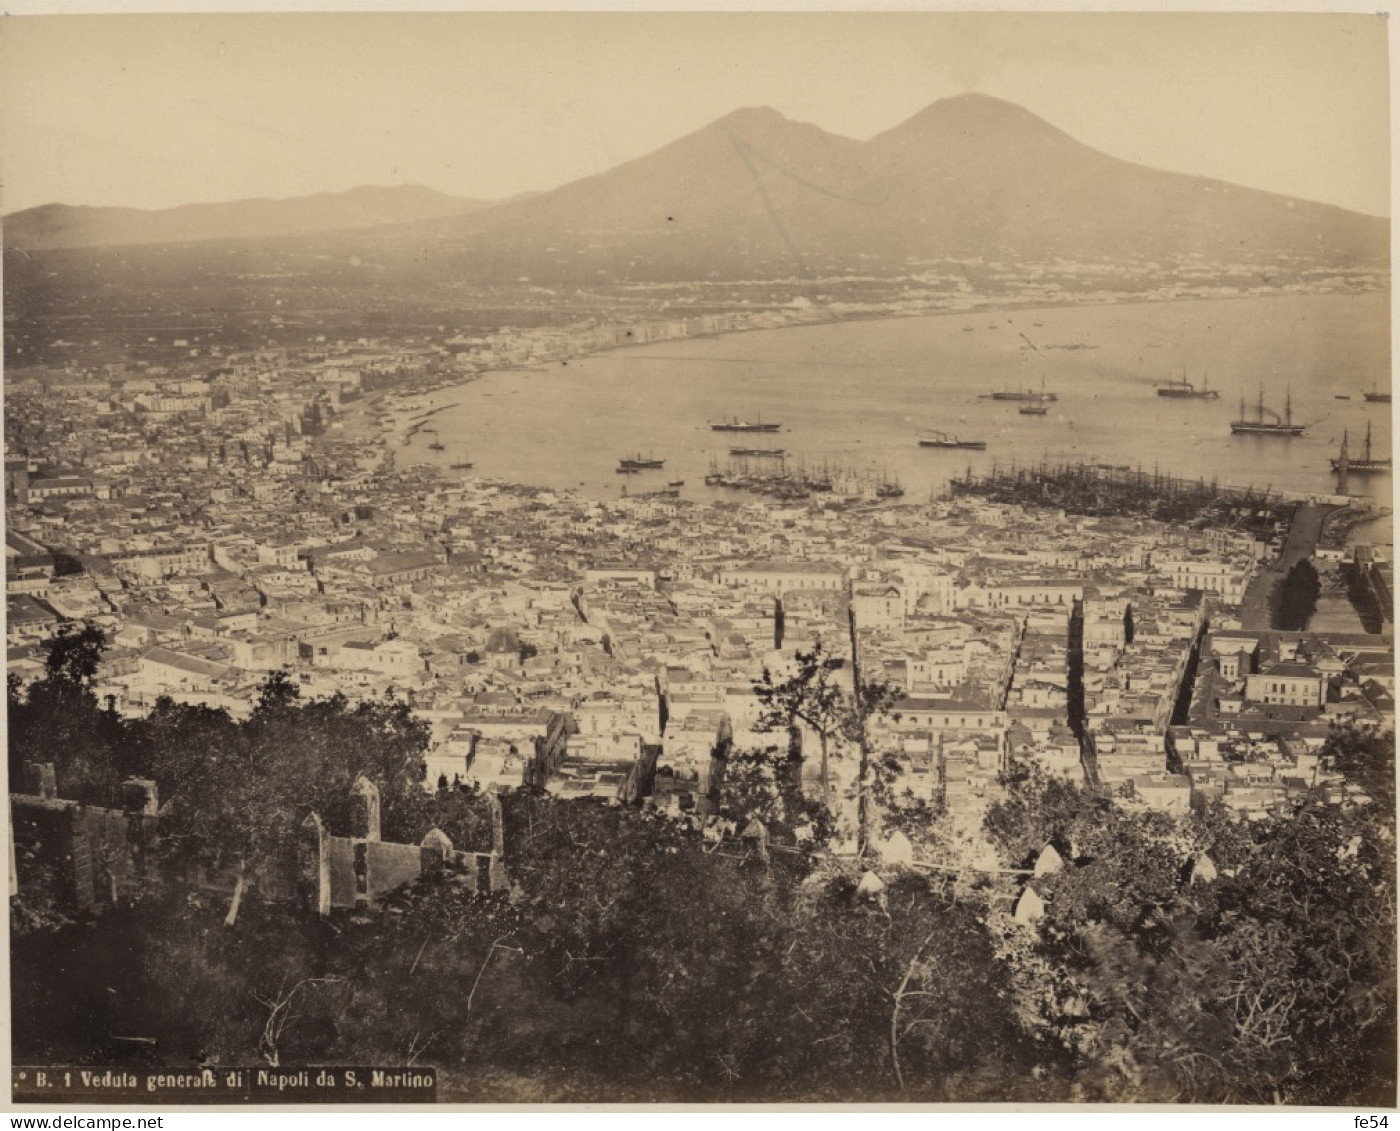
918, 431, 986, 450
1330, 422, 1391, 473
1230, 386, 1305, 436
1156, 375, 1219, 399
710, 415, 782, 433
730, 447, 786, 457
619, 454, 666, 470
982, 377, 1057, 403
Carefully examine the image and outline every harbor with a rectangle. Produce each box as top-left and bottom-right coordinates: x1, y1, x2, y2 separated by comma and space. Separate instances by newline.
390, 292, 1389, 519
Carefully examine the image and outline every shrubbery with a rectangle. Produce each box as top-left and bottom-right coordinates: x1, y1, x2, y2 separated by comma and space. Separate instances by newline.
8, 625, 1396, 1103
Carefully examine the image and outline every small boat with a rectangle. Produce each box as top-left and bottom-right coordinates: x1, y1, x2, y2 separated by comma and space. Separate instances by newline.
919, 432, 986, 450
667, 479, 685, 488
1336, 395, 1352, 401
730, 447, 785, 458
1019, 405, 1049, 416
616, 466, 640, 475
428, 441, 446, 451
450, 460, 473, 470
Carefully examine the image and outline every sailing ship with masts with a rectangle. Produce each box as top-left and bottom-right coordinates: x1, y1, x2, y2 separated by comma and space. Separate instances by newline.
1330, 421, 1391, 473
875, 473, 905, 499
1230, 385, 1305, 436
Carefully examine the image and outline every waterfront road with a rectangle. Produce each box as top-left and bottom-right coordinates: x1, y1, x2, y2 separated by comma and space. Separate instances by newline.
1239, 503, 1344, 630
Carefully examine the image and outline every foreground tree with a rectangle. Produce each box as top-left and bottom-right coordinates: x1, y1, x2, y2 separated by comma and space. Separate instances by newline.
8, 621, 129, 802
983, 770, 1396, 1104
10, 642, 1393, 1103
753, 642, 848, 801
1321, 718, 1395, 811
135, 672, 433, 925
753, 640, 900, 851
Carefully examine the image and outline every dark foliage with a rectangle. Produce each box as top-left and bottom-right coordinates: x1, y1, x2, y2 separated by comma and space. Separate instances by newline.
8, 621, 130, 803
983, 754, 1396, 1105
8, 634, 1395, 1104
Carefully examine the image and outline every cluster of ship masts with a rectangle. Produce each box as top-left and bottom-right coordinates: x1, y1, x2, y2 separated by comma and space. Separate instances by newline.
947, 458, 1298, 531
703, 456, 903, 500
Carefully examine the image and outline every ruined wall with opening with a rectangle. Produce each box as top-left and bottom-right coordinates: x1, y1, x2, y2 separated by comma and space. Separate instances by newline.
9, 767, 507, 918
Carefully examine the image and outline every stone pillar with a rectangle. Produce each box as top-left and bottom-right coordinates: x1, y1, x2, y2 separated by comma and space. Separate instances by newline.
301, 812, 330, 917
65, 803, 95, 911
350, 775, 381, 842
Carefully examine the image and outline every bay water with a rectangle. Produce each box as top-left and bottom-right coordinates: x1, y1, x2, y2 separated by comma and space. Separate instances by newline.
410, 292, 1392, 538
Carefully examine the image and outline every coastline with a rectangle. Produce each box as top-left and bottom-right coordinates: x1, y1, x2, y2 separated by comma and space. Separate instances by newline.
462, 283, 1388, 385
324, 287, 1392, 496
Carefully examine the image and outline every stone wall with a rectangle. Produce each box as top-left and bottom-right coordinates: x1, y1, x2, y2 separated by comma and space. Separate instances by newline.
301, 775, 506, 914
10, 767, 504, 919
9, 764, 158, 913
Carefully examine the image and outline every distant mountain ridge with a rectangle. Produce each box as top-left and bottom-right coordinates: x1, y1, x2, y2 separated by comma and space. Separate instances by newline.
4, 184, 489, 250
3, 94, 1387, 280
391, 92, 1383, 281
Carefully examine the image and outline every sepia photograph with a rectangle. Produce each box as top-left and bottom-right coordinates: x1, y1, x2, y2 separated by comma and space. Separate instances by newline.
2, 7, 1395, 1109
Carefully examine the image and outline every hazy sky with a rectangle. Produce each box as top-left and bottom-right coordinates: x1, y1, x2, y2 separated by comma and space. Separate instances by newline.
0, 11, 1390, 217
